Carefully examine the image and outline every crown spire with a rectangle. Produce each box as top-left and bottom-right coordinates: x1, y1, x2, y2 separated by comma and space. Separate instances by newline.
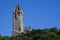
15, 4, 21, 11
16, 4, 20, 10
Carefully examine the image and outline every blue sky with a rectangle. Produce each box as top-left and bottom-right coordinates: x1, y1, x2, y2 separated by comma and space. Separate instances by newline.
0, 0, 60, 36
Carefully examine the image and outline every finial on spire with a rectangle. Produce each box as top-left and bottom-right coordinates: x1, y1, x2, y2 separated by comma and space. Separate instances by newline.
16, 4, 21, 10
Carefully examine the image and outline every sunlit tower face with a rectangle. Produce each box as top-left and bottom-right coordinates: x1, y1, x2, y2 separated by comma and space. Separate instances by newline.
12, 4, 24, 36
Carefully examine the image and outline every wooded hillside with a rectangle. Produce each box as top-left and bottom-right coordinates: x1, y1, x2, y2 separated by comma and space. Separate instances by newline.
0, 27, 60, 40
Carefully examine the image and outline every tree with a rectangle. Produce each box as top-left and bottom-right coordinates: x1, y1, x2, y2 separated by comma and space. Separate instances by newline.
2, 36, 10, 40
40, 34, 50, 40
0, 35, 2, 40
49, 27, 58, 33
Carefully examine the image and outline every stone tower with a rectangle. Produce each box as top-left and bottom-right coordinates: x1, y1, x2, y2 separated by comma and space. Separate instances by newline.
12, 4, 24, 36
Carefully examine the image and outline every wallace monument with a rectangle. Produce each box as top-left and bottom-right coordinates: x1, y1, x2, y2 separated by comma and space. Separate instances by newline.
12, 4, 24, 36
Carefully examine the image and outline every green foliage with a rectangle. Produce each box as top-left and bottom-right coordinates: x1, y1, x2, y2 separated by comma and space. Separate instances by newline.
0, 27, 60, 40
0, 35, 2, 40
2, 36, 10, 40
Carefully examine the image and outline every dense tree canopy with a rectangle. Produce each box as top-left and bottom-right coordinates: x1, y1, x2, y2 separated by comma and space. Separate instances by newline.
0, 27, 60, 40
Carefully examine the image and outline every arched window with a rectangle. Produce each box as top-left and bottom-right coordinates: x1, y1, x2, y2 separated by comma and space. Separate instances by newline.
18, 12, 20, 16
